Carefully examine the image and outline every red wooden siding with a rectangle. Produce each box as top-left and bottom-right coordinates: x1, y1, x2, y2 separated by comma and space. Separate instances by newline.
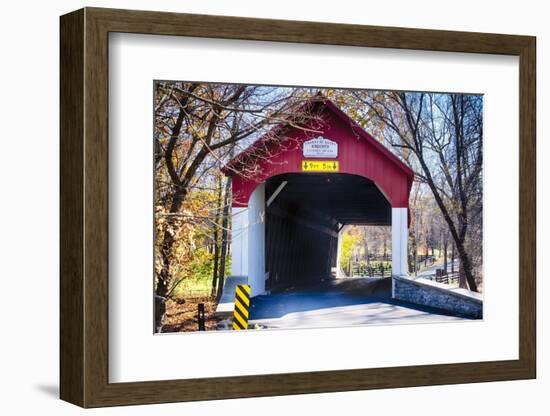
224, 98, 413, 209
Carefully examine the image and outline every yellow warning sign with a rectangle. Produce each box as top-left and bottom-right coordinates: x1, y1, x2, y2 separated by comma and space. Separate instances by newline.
301, 160, 339, 172
232, 284, 251, 330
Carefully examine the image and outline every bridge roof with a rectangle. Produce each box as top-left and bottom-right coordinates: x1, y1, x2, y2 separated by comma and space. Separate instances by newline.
223, 96, 414, 208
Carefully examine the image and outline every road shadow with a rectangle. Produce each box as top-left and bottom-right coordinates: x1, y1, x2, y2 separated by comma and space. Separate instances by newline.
249, 277, 470, 320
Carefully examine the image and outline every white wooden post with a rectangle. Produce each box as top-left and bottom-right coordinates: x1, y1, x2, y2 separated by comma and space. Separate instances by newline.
247, 183, 266, 297
392, 207, 408, 278
230, 207, 248, 276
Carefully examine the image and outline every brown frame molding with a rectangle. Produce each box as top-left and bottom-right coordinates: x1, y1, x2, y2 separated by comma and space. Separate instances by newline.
60, 7, 536, 408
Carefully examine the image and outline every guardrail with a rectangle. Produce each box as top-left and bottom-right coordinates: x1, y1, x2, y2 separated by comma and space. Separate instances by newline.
349, 261, 391, 278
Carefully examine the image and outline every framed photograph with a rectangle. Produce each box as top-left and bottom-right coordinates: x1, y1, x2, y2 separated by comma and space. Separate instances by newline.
60, 7, 536, 408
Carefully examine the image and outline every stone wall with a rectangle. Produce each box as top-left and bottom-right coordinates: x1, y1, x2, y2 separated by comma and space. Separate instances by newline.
393, 275, 483, 319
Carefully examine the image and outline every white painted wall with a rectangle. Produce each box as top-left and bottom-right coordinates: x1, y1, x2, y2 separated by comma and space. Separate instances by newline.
230, 207, 248, 276
247, 183, 266, 296
392, 207, 409, 277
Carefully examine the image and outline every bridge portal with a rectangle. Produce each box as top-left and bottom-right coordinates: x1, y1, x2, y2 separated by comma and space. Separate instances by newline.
223, 97, 413, 298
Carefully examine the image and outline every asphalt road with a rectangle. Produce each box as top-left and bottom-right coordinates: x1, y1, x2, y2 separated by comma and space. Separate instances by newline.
248, 277, 468, 330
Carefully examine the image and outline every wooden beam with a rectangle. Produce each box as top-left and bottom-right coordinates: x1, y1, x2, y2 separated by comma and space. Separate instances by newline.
266, 181, 287, 207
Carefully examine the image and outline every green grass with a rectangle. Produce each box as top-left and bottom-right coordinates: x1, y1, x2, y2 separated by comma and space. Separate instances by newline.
170, 256, 232, 300
171, 276, 212, 299
168, 249, 215, 299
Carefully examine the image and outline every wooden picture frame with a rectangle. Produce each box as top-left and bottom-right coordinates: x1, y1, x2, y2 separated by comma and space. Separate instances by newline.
60, 7, 536, 408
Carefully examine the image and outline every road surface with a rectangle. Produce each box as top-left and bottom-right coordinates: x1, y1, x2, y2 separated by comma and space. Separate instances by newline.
248, 277, 469, 330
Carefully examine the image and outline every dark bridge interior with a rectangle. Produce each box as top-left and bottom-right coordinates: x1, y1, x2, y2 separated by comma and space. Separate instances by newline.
265, 173, 391, 292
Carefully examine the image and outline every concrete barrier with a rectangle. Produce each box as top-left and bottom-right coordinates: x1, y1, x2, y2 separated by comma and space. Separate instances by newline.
393, 275, 483, 319
215, 276, 248, 317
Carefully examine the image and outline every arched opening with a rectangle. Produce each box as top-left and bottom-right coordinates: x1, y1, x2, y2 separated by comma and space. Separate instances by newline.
265, 173, 391, 291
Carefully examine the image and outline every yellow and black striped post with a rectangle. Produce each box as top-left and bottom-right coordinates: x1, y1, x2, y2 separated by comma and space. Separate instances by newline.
232, 284, 251, 330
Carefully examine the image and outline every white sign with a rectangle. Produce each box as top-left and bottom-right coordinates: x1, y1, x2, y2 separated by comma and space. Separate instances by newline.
303, 136, 338, 158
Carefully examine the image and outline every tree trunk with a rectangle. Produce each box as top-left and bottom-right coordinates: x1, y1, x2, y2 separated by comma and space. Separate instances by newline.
211, 175, 223, 297
451, 243, 455, 274
412, 230, 418, 276
457, 243, 472, 289
443, 238, 448, 274
216, 177, 232, 301
424, 242, 428, 267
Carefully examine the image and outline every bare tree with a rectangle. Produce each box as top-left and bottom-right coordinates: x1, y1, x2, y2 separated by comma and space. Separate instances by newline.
210, 173, 223, 297
353, 91, 483, 291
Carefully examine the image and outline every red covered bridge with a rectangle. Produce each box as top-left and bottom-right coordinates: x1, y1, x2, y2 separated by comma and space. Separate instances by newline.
222, 97, 413, 298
